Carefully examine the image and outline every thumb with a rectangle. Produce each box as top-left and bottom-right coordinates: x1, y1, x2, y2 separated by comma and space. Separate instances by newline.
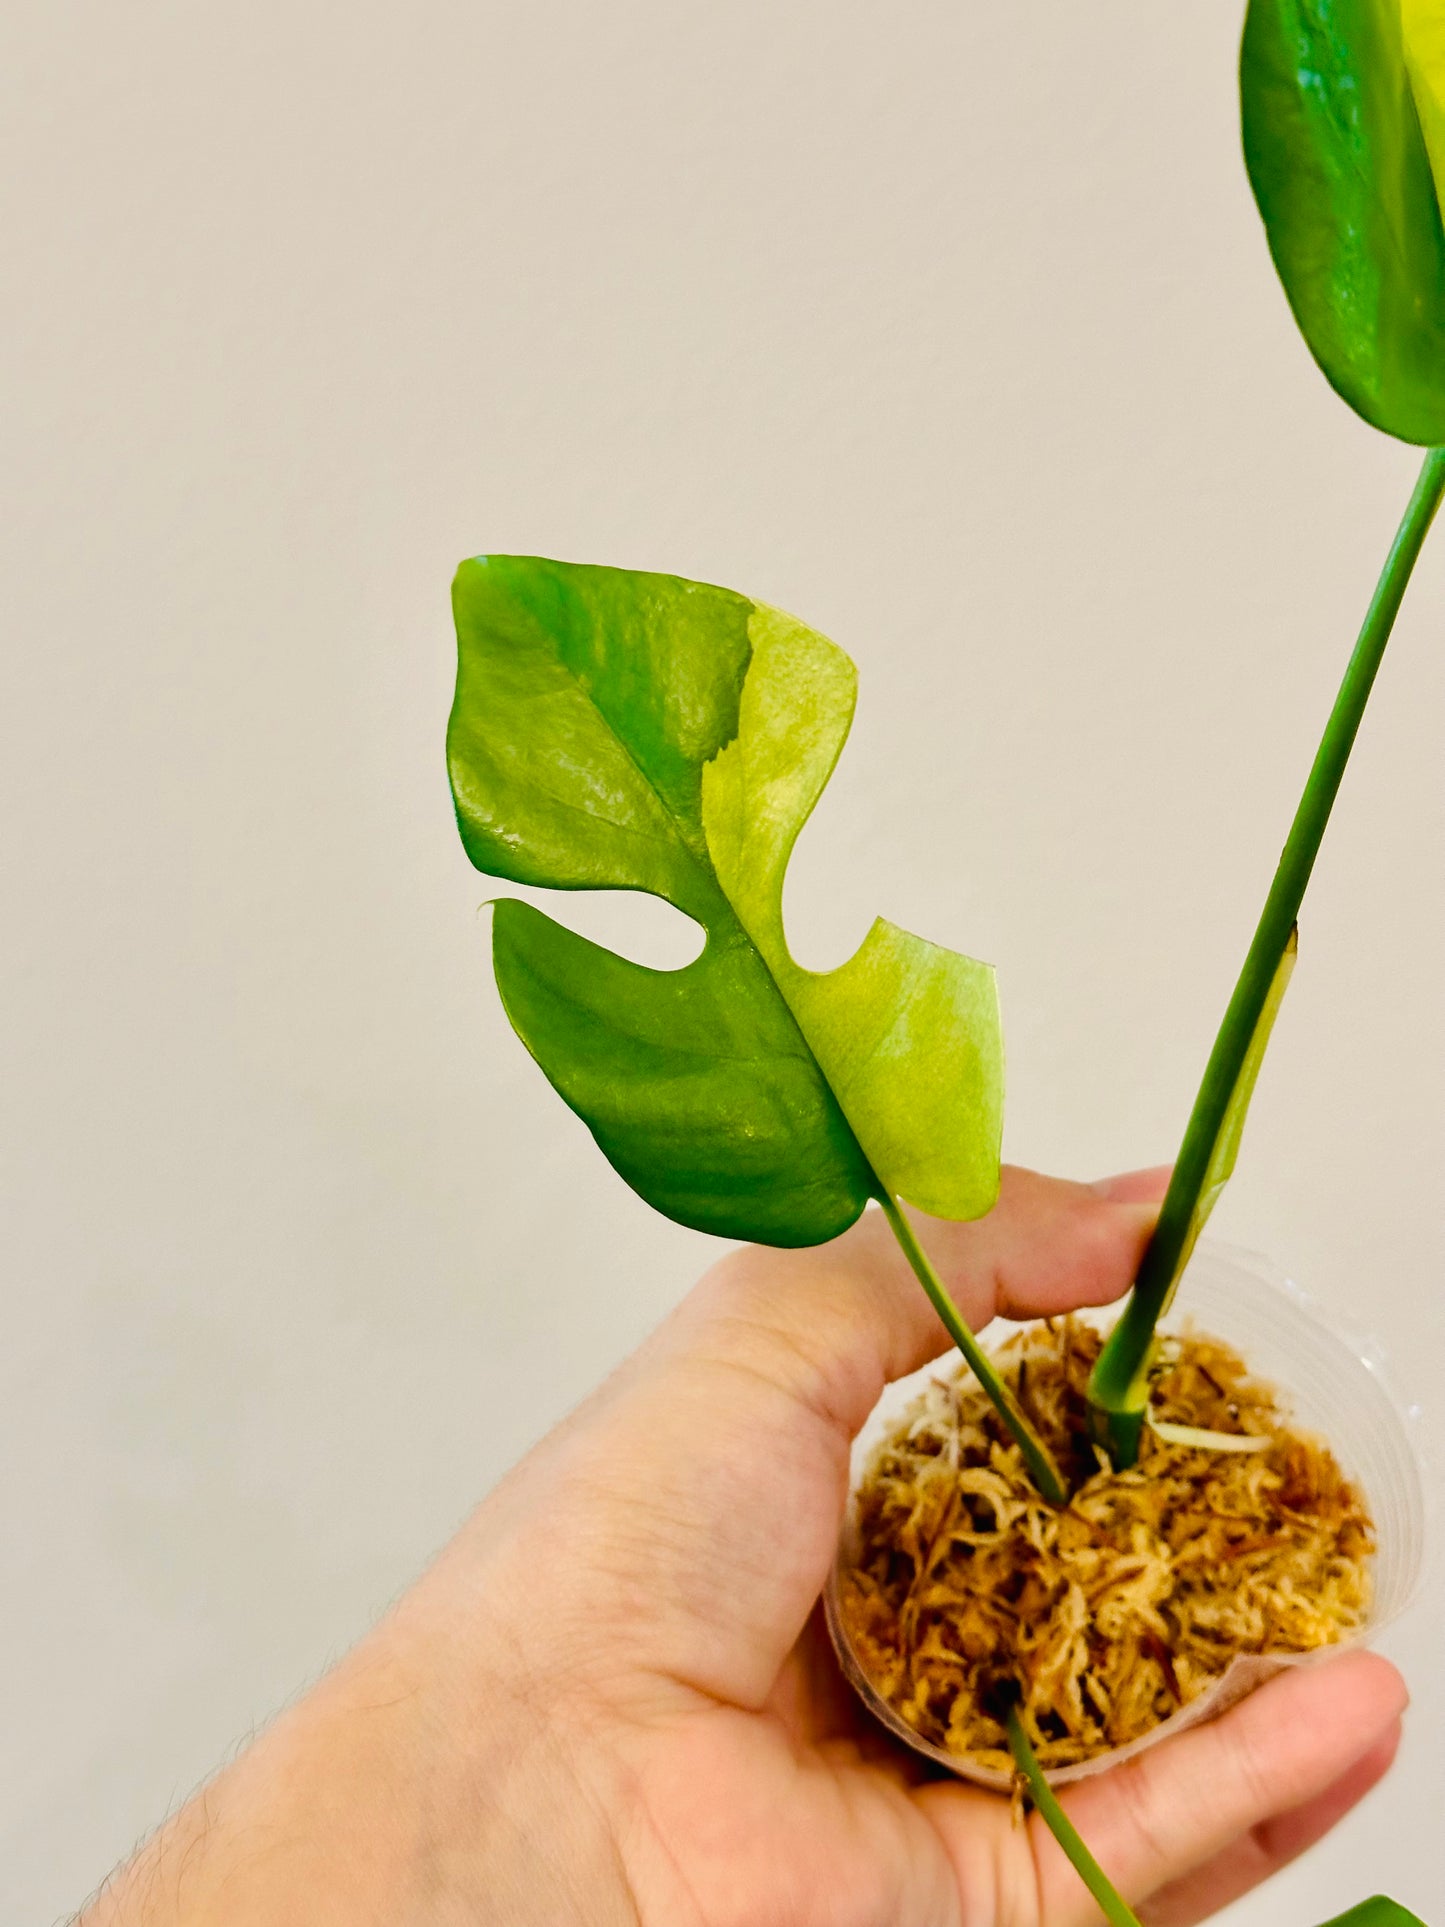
1091, 1164, 1174, 1205
663, 1164, 1167, 1445
478, 1165, 1164, 1711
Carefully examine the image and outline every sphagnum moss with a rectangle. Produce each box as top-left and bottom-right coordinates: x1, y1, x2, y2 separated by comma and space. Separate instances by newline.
841, 1321, 1373, 1773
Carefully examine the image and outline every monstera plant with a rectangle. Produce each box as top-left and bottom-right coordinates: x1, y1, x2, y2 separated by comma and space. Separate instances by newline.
447, 3, 1440, 1922
1064, 7, 1444, 1921
448, 556, 1064, 1501
1086, 0, 1445, 1469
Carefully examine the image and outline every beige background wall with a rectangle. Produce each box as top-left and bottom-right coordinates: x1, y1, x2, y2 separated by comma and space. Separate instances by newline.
3, 3, 1442, 1921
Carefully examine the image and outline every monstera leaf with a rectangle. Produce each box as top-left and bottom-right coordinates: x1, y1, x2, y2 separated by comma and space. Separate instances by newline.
1241, 0, 1445, 442
447, 556, 1003, 1246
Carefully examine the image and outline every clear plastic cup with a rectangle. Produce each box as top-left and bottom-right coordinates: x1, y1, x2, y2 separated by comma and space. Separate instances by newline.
824, 1239, 1427, 1789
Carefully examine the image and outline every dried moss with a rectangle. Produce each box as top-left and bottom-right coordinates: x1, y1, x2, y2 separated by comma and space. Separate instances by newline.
838, 1319, 1374, 1772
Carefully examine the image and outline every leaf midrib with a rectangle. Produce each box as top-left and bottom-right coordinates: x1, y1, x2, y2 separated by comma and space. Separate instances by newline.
535, 621, 882, 1191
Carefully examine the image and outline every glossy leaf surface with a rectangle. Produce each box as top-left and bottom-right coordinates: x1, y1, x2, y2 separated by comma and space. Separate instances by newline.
1242, 0, 1445, 442
448, 556, 1003, 1245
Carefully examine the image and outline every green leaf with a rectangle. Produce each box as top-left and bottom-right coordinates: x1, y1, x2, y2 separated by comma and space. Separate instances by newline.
448, 556, 1003, 1246
1241, 0, 1445, 443
1316, 1900, 1428, 1927
1166, 924, 1298, 1298
489, 899, 872, 1244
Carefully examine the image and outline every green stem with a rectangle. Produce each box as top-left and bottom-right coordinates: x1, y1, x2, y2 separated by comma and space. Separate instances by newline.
1088, 445, 1445, 1463
876, 1191, 1068, 1504
1006, 1707, 1143, 1927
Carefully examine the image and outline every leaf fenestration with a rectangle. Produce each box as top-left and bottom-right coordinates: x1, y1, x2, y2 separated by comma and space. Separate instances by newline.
702, 606, 1002, 1220
448, 556, 1004, 1246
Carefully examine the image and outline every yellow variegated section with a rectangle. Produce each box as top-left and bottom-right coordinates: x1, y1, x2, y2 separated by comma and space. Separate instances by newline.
702, 605, 1003, 1219
1403, 0, 1445, 209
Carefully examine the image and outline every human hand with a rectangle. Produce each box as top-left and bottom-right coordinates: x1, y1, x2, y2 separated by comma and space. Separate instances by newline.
83, 1168, 1405, 1927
